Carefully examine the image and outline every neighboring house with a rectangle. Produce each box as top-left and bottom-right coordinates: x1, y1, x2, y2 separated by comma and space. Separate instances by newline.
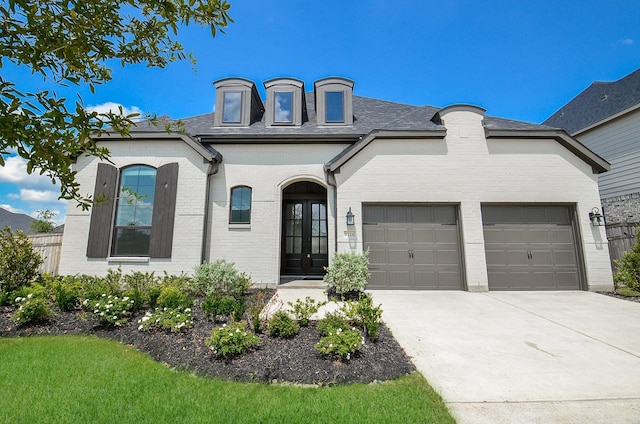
544, 68, 640, 227
59, 76, 613, 292
0, 207, 35, 234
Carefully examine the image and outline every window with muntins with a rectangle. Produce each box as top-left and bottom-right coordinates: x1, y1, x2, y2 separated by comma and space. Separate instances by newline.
325, 91, 344, 123
112, 165, 156, 256
230, 186, 252, 223
222, 91, 242, 123
274, 91, 293, 123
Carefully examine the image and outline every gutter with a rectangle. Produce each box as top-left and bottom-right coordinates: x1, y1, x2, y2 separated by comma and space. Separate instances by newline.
201, 158, 221, 264
325, 169, 339, 254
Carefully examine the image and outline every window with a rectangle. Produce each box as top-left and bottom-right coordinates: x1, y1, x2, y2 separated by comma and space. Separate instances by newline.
112, 165, 156, 256
274, 91, 293, 123
222, 92, 242, 123
230, 186, 252, 223
325, 91, 344, 123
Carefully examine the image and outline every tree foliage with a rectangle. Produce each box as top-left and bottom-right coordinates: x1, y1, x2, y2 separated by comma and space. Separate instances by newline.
30, 209, 57, 233
0, 0, 232, 208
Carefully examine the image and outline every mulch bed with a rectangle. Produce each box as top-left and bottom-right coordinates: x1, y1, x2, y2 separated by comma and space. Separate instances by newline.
598, 291, 640, 303
0, 295, 415, 386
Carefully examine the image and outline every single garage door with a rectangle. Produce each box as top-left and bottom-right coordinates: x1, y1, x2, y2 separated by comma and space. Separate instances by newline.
363, 204, 463, 290
482, 205, 582, 290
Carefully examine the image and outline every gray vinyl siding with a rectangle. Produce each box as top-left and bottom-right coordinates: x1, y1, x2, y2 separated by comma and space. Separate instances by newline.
578, 108, 640, 198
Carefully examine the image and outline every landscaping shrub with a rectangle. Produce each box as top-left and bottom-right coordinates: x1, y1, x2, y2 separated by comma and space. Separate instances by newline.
323, 250, 371, 295
122, 271, 159, 311
82, 294, 136, 326
231, 296, 246, 322
317, 311, 350, 337
80, 273, 120, 300
247, 289, 269, 333
287, 296, 327, 327
205, 321, 260, 358
51, 276, 82, 312
202, 295, 238, 319
138, 307, 193, 333
267, 310, 299, 338
192, 259, 252, 298
156, 286, 192, 309
614, 229, 640, 291
341, 293, 383, 341
315, 326, 363, 360
12, 294, 54, 325
0, 228, 43, 297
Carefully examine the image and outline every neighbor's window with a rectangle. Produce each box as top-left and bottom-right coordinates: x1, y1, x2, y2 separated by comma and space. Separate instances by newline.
230, 186, 252, 223
325, 91, 345, 123
274, 91, 293, 123
222, 91, 242, 123
112, 165, 156, 256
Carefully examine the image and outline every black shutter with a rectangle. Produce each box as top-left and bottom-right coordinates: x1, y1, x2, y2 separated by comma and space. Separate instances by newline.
149, 163, 179, 258
86, 163, 118, 258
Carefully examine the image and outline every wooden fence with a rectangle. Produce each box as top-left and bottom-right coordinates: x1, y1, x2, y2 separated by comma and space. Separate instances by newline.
606, 223, 640, 272
27, 233, 63, 275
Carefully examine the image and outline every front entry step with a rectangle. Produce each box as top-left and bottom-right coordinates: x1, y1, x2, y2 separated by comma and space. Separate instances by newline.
278, 279, 327, 289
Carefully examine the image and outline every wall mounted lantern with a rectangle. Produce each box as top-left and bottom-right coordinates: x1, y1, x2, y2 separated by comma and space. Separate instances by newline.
346, 207, 355, 226
589, 207, 604, 227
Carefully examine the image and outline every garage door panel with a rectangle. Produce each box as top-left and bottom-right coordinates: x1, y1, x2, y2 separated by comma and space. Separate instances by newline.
482, 205, 581, 291
363, 205, 463, 290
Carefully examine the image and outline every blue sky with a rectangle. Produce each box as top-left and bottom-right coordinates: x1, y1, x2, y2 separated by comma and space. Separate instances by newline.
1, 0, 639, 224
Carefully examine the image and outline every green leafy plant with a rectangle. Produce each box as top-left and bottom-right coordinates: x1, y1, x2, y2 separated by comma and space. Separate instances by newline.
231, 296, 246, 322
341, 293, 383, 341
156, 286, 192, 310
315, 326, 363, 360
12, 294, 54, 325
122, 271, 160, 311
80, 271, 121, 300
51, 277, 82, 312
29, 209, 57, 233
614, 229, 640, 292
83, 294, 136, 326
0, 228, 43, 296
192, 260, 252, 298
202, 295, 238, 319
247, 289, 269, 333
287, 296, 327, 327
317, 312, 351, 337
323, 250, 371, 296
205, 321, 260, 358
138, 307, 193, 333
267, 310, 299, 338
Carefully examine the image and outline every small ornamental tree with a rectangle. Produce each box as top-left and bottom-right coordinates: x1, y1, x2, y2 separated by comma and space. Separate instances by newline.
0, 228, 43, 295
614, 229, 640, 291
30, 209, 57, 233
323, 250, 371, 295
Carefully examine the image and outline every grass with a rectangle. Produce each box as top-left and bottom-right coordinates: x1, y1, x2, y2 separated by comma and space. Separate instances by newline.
616, 286, 640, 297
0, 336, 455, 424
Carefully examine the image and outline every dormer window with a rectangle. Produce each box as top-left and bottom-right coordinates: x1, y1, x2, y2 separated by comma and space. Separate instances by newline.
274, 91, 293, 123
314, 77, 354, 126
222, 92, 242, 123
325, 91, 345, 123
264, 78, 306, 126
213, 78, 264, 127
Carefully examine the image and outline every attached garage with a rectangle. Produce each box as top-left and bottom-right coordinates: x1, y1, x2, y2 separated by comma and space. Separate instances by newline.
363, 204, 464, 290
482, 205, 583, 290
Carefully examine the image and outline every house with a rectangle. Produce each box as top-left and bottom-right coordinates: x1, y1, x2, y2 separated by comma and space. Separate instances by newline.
544, 68, 640, 228
59, 76, 614, 291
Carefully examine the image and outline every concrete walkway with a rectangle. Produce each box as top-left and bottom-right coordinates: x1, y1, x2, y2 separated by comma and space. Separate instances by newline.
369, 290, 640, 424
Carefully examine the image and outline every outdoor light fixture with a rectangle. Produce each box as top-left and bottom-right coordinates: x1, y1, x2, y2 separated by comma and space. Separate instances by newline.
589, 207, 604, 227
346, 207, 355, 226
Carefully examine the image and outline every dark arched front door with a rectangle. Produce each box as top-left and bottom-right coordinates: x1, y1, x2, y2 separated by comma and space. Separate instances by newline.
281, 181, 328, 276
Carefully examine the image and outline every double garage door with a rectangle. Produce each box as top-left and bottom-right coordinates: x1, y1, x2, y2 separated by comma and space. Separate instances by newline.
363, 204, 582, 290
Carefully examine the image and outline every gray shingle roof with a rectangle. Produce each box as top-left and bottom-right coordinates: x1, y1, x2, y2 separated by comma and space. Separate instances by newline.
0, 207, 35, 234
543, 68, 640, 134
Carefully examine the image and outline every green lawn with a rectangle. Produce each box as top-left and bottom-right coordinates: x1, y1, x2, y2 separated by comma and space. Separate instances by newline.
0, 336, 455, 424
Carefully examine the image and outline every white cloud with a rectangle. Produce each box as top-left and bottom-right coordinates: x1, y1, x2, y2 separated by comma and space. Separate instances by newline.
0, 204, 26, 214
86, 102, 144, 120
617, 38, 634, 46
0, 156, 56, 188
19, 189, 65, 203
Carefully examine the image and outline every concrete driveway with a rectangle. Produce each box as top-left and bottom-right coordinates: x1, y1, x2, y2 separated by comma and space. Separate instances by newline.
369, 290, 640, 424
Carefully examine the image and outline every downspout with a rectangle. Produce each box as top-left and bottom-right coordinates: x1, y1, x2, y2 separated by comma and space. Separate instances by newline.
325, 168, 339, 253
201, 159, 220, 264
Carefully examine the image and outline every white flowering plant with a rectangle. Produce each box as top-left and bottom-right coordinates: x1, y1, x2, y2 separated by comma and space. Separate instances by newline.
137, 307, 193, 333
314, 326, 363, 361
205, 321, 260, 358
12, 293, 54, 325
82, 294, 136, 326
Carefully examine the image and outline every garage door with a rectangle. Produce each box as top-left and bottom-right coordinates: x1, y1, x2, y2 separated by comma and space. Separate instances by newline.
363, 205, 463, 290
482, 205, 582, 290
